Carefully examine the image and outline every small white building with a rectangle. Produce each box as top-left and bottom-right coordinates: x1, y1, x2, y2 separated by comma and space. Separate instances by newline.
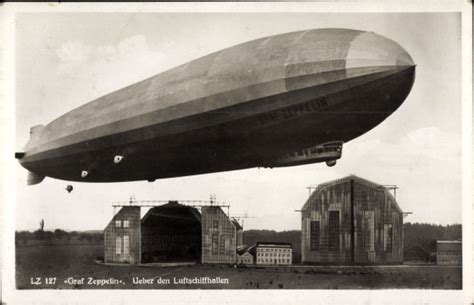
237, 245, 255, 265
255, 242, 292, 265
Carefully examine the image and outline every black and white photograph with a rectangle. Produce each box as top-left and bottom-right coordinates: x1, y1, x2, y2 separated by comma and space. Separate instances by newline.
0, 2, 472, 305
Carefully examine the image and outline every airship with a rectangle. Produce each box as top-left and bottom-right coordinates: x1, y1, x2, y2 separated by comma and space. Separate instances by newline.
16, 28, 415, 185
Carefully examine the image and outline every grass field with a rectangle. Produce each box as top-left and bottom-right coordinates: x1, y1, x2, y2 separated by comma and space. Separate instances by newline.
16, 243, 462, 289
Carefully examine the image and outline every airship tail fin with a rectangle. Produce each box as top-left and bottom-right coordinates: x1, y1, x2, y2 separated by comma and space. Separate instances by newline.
27, 171, 45, 185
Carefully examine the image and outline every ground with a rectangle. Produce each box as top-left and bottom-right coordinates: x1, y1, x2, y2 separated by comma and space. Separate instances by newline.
16, 243, 462, 289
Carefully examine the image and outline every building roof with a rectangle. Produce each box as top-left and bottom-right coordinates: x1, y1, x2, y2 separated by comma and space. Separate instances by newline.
237, 244, 253, 255
256, 242, 292, 248
404, 243, 430, 255
104, 206, 141, 230
436, 240, 462, 252
231, 219, 243, 230
201, 206, 242, 231
301, 175, 403, 213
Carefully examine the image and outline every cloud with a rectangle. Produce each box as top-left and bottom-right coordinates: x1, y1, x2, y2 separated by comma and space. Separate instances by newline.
339, 127, 462, 225
401, 127, 460, 161
346, 126, 461, 171
117, 35, 147, 57
55, 40, 91, 62
56, 35, 150, 64
49, 35, 168, 113
55, 34, 165, 73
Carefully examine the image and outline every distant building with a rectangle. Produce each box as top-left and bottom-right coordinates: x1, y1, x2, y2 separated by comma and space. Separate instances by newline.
436, 241, 462, 265
237, 245, 255, 265
104, 206, 141, 264
200, 206, 239, 264
404, 243, 431, 262
255, 242, 292, 265
301, 175, 404, 265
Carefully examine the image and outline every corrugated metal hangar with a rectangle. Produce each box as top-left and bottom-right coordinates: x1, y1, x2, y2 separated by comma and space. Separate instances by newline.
104, 201, 242, 265
301, 175, 404, 265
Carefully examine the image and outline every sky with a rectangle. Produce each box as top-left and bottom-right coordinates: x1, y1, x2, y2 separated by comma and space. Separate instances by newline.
14, 12, 462, 232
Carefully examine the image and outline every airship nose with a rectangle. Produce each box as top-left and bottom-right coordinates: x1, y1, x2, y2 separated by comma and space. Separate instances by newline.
344, 31, 415, 112
346, 31, 415, 69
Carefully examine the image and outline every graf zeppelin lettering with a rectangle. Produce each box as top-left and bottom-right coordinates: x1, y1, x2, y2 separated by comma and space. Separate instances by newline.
258, 96, 329, 126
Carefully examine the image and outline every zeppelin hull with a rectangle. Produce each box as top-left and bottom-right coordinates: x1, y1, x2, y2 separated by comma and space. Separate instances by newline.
18, 29, 416, 183
20, 67, 415, 182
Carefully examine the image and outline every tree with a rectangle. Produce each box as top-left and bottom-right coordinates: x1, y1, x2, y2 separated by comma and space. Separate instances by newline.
54, 229, 67, 239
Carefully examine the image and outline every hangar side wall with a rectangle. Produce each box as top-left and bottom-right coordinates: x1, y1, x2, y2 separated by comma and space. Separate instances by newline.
201, 206, 237, 264
352, 181, 403, 264
236, 230, 243, 247
104, 206, 141, 264
302, 181, 352, 264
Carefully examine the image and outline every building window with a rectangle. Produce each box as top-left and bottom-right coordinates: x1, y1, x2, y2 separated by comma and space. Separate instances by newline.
115, 220, 121, 228
116, 236, 122, 254
123, 235, 129, 255
220, 235, 225, 254
328, 211, 340, 251
212, 234, 218, 255
363, 211, 375, 252
310, 221, 320, 251
383, 224, 393, 252
123, 220, 129, 228
212, 220, 219, 228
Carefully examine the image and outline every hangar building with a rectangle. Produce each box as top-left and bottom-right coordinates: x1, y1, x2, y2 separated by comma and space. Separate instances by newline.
104, 201, 241, 265
301, 175, 404, 265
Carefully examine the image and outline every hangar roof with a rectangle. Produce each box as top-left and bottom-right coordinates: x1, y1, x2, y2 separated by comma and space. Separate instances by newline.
141, 201, 201, 224
301, 175, 403, 213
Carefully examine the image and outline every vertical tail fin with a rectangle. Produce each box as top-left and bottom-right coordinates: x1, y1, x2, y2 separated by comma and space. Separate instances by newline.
27, 171, 45, 185
25, 125, 45, 151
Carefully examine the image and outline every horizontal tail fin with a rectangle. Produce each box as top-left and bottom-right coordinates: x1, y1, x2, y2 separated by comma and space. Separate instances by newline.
15, 152, 25, 159
27, 171, 45, 185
